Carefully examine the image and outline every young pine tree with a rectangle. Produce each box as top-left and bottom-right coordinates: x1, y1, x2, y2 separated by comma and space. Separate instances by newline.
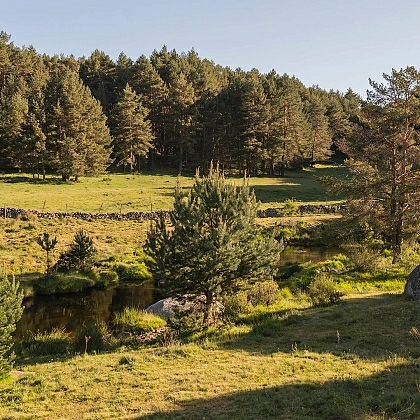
145, 163, 282, 324
0, 273, 24, 379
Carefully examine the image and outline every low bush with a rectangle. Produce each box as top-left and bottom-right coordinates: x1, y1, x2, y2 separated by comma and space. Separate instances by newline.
96, 270, 119, 287
74, 320, 111, 353
278, 198, 298, 216
113, 262, 151, 282
114, 307, 166, 334
223, 291, 253, 320
341, 242, 387, 273
223, 281, 280, 322
248, 280, 279, 306
308, 273, 342, 306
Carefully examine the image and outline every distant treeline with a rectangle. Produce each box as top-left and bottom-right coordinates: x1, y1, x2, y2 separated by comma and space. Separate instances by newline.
0, 31, 360, 180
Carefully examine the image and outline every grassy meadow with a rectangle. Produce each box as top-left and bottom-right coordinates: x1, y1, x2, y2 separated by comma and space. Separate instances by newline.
2, 292, 420, 419
3, 163, 420, 419
0, 164, 345, 277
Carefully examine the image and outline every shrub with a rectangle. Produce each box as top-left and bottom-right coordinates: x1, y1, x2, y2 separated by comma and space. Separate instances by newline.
341, 242, 386, 273
248, 280, 279, 306
114, 307, 166, 334
55, 229, 96, 273
222, 291, 253, 320
74, 320, 111, 353
308, 273, 342, 307
113, 262, 151, 282
279, 198, 298, 216
96, 270, 119, 287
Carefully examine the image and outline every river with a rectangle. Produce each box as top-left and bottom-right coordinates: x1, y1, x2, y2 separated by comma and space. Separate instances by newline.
15, 246, 340, 338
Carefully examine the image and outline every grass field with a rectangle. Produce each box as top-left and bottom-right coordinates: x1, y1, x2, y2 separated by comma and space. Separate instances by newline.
2, 291, 420, 419
0, 165, 345, 277
0, 164, 345, 213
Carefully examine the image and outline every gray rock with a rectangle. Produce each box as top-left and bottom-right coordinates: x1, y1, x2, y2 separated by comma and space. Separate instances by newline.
404, 265, 420, 298
145, 296, 224, 321
145, 297, 194, 319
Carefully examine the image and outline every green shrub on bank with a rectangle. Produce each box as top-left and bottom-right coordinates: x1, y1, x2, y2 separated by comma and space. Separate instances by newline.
308, 273, 343, 306
113, 262, 151, 282
96, 270, 119, 287
114, 307, 166, 334
34, 273, 95, 295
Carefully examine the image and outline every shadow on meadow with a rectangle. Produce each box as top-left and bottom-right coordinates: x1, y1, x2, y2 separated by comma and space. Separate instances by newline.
134, 360, 420, 419
220, 293, 420, 361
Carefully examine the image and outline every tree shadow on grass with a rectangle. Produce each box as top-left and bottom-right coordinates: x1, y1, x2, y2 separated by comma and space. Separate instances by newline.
134, 361, 420, 419
219, 293, 420, 361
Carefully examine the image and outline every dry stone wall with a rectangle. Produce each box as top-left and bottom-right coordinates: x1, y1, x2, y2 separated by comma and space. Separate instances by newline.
1, 205, 345, 221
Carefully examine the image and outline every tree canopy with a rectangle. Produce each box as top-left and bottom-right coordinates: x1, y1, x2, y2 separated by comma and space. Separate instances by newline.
322, 66, 420, 262
0, 32, 362, 177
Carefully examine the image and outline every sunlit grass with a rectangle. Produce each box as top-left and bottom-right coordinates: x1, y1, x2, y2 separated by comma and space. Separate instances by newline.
2, 292, 420, 419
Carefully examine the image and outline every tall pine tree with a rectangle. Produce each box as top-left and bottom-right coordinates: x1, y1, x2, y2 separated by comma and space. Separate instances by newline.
111, 83, 154, 173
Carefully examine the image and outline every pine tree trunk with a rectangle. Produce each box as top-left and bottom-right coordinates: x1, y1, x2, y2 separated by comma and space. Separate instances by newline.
203, 291, 214, 325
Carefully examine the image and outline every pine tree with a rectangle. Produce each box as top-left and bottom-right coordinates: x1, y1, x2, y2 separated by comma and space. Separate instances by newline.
267, 74, 307, 175
241, 70, 270, 175
167, 70, 196, 173
305, 93, 332, 163
0, 272, 24, 379
145, 164, 282, 324
111, 83, 154, 173
322, 67, 420, 262
45, 68, 112, 180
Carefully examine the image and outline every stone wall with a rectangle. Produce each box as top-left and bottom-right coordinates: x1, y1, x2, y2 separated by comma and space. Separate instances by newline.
1, 204, 345, 221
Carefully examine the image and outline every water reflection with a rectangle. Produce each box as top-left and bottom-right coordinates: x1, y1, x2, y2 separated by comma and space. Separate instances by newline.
15, 280, 162, 339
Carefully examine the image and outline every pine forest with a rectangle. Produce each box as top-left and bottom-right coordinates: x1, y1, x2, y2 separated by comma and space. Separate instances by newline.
0, 31, 360, 179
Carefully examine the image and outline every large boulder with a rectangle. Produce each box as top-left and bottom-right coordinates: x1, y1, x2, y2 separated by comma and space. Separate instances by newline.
145, 297, 194, 319
145, 296, 224, 321
404, 265, 420, 299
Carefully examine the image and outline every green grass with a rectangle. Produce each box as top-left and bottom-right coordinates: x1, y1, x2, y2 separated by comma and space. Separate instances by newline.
3, 291, 420, 419
0, 165, 345, 283
114, 307, 166, 334
0, 164, 345, 213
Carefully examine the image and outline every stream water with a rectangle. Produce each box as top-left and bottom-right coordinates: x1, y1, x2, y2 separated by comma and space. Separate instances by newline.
15, 246, 340, 338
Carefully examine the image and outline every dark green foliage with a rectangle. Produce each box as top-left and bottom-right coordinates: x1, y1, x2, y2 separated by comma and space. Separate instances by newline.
111, 83, 154, 173
0, 273, 24, 379
0, 34, 359, 177
54, 229, 96, 273
322, 67, 420, 262
276, 262, 303, 280
145, 164, 282, 324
